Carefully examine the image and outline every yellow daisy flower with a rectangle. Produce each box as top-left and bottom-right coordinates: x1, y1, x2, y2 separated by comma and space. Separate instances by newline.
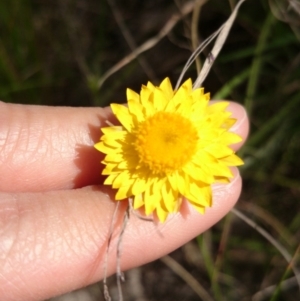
94, 78, 243, 222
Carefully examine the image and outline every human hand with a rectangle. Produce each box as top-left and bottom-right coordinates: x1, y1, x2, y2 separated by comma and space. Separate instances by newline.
0, 100, 249, 301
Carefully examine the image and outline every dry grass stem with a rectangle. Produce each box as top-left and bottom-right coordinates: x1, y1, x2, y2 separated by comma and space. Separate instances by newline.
106, 0, 157, 81
231, 208, 300, 291
252, 276, 299, 301
128, 198, 154, 222
252, 245, 300, 300
97, 0, 197, 90
176, 0, 247, 90
237, 202, 297, 247
115, 206, 130, 301
175, 28, 220, 90
212, 214, 233, 286
269, 0, 300, 39
191, 0, 209, 73
161, 255, 215, 301
127, 268, 148, 301
193, 0, 247, 88
103, 202, 121, 301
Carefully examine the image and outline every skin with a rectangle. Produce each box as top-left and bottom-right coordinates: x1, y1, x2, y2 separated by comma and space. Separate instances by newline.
0, 100, 249, 301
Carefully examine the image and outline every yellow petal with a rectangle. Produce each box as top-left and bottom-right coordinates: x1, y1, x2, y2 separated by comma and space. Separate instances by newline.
144, 195, 157, 216
115, 185, 132, 200
171, 78, 192, 107
101, 135, 124, 148
156, 206, 169, 222
207, 101, 229, 114
153, 87, 168, 110
95, 141, 116, 154
101, 126, 123, 134
175, 171, 189, 195
112, 170, 131, 188
105, 152, 124, 162
207, 111, 231, 128
191, 87, 205, 98
223, 118, 237, 129
146, 81, 155, 91
131, 177, 148, 195
159, 77, 174, 100
116, 155, 139, 170
183, 163, 214, 184
191, 89, 209, 116
161, 182, 177, 212
189, 182, 212, 207
152, 177, 166, 196
194, 151, 233, 178
126, 88, 139, 102
133, 194, 144, 209
167, 173, 177, 191
204, 144, 233, 158
181, 78, 193, 91
104, 173, 118, 185
220, 153, 244, 166
196, 127, 219, 142
102, 164, 118, 175
176, 96, 193, 117
140, 86, 155, 114
143, 179, 157, 215
217, 131, 243, 145
127, 98, 144, 122
111, 103, 134, 131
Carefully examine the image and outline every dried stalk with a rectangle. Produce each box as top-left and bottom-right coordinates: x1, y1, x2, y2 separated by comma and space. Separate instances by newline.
176, 0, 247, 90
193, 0, 246, 88
231, 208, 300, 292
103, 202, 121, 301
97, 1, 197, 90
106, 0, 156, 81
161, 255, 215, 301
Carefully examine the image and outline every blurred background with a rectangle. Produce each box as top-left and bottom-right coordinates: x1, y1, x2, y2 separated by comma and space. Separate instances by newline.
1, 0, 300, 300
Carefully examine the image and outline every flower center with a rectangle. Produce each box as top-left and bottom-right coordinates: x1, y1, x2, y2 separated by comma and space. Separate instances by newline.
134, 111, 198, 174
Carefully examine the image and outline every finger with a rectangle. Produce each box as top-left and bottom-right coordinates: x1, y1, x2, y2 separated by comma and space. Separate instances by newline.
0, 169, 241, 301
0, 102, 112, 192
0, 101, 248, 193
